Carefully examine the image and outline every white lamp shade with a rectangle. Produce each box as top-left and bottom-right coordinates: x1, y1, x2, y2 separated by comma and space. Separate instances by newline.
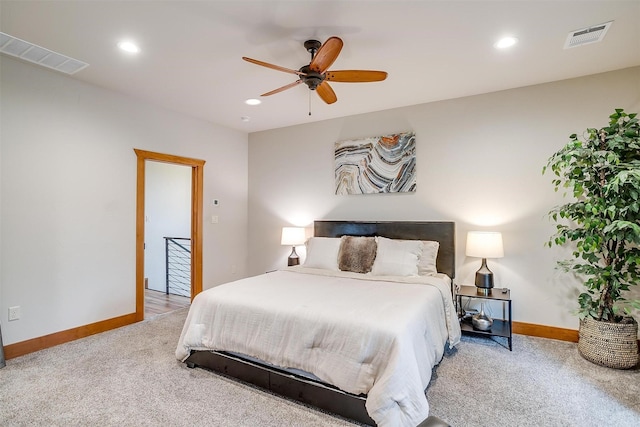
466, 231, 504, 259
281, 227, 306, 246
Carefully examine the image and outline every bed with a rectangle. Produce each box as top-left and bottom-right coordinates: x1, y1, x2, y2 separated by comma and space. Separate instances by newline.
176, 220, 460, 426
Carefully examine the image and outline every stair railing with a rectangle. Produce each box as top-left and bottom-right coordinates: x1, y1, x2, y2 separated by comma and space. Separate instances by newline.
164, 237, 191, 297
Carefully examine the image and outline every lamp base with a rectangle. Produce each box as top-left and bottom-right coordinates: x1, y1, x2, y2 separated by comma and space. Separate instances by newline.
287, 246, 300, 267
475, 258, 494, 295
476, 287, 492, 296
287, 256, 299, 266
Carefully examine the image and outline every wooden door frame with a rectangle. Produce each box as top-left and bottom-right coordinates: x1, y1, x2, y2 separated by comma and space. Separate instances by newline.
134, 149, 205, 321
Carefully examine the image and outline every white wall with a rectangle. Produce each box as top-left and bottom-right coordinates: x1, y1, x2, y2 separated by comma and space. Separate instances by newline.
144, 162, 191, 294
248, 66, 640, 332
0, 56, 249, 345
2, 54, 638, 348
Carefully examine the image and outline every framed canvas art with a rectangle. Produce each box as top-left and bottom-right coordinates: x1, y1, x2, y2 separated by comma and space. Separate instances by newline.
335, 131, 416, 195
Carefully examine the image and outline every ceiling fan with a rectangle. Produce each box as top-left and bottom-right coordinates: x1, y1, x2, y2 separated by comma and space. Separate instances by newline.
242, 37, 387, 105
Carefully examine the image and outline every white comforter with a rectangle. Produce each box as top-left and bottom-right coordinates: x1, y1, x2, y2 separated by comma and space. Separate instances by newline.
176, 267, 461, 427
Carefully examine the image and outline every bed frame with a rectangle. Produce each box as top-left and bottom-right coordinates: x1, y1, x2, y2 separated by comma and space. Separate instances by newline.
185, 220, 455, 426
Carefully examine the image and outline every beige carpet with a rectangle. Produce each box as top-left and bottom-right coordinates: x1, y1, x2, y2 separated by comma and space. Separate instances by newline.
1, 308, 639, 426
0, 309, 356, 427
428, 334, 640, 426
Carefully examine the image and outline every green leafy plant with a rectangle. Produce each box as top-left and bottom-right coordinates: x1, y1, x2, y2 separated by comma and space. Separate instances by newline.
543, 109, 640, 322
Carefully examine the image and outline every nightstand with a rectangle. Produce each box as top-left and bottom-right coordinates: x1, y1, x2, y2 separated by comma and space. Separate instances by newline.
456, 285, 512, 350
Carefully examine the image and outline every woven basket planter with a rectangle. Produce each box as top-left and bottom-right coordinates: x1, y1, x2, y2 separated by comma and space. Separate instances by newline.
578, 317, 639, 369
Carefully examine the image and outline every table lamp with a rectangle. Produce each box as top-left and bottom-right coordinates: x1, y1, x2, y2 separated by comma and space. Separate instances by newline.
466, 231, 504, 295
281, 227, 306, 266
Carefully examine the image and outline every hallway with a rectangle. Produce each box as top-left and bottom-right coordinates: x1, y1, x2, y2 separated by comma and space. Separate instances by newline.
144, 289, 190, 320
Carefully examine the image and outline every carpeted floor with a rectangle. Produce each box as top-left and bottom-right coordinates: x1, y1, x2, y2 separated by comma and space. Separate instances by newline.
1, 308, 639, 426
427, 334, 640, 426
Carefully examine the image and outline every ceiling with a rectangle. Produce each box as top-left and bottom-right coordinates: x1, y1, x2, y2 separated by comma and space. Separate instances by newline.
1, 1, 639, 133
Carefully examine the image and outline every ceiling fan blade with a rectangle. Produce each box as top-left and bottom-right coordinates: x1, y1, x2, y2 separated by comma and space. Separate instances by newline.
316, 81, 337, 104
325, 70, 388, 83
242, 57, 306, 76
261, 80, 303, 96
309, 37, 343, 74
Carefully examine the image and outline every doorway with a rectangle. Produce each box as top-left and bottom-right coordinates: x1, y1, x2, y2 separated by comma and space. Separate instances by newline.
134, 149, 205, 322
144, 161, 192, 319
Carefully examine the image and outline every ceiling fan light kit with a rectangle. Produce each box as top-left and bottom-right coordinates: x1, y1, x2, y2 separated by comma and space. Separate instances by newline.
242, 36, 387, 105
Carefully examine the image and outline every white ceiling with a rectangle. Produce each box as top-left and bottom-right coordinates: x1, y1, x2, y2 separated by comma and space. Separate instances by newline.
1, 1, 639, 133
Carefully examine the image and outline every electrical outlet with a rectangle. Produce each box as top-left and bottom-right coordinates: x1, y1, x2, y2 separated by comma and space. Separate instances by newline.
8, 306, 20, 321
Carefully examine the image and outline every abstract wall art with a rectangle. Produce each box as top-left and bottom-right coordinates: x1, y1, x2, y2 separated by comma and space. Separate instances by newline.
335, 131, 416, 195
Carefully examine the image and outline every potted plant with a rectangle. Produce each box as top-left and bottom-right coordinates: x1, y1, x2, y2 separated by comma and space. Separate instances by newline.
544, 108, 640, 369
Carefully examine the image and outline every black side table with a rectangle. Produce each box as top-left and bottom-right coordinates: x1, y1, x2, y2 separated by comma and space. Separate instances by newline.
456, 285, 512, 350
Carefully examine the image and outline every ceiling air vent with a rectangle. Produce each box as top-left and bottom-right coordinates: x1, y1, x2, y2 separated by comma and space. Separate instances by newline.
564, 21, 613, 49
0, 32, 88, 74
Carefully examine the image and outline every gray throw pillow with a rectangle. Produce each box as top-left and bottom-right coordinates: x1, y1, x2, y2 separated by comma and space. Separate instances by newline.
338, 236, 377, 274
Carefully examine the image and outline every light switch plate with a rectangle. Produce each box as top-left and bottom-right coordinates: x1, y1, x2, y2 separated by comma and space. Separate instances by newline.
8, 306, 20, 321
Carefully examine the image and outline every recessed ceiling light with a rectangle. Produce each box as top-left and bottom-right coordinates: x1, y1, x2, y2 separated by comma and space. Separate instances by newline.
494, 36, 518, 49
117, 41, 140, 54
245, 98, 261, 106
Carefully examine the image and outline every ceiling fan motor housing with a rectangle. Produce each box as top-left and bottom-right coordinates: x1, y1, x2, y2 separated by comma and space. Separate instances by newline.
299, 65, 324, 90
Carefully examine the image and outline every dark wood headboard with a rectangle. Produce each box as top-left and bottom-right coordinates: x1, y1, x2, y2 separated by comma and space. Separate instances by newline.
314, 220, 456, 279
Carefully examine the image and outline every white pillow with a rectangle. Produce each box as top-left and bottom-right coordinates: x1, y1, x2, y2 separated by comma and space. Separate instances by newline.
418, 240, 440, 276
371, 237, 423, 276
303, 237, 341, 270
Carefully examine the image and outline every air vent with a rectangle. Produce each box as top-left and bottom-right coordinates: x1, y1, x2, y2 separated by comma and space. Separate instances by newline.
0, 32, 88, 74
564, 21, 613, 49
